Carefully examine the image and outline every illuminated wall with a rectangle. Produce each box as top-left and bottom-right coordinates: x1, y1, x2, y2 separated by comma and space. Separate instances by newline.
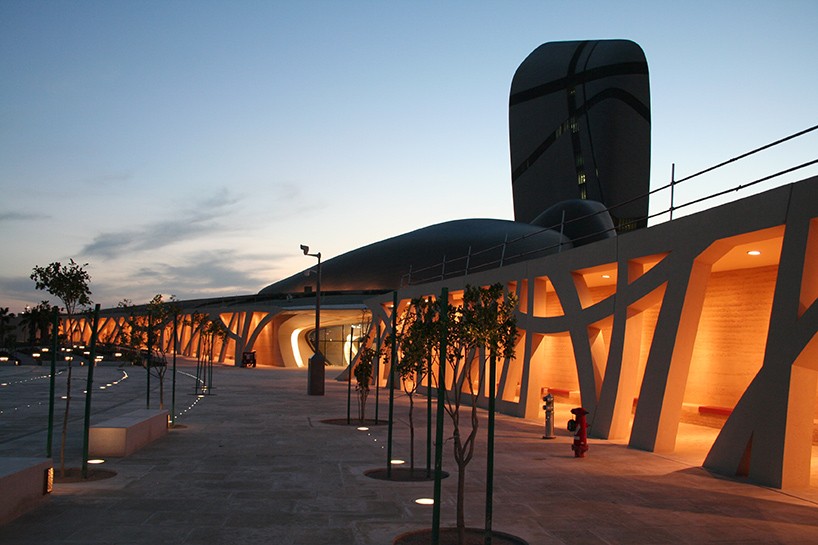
72, 176, 817, 490
367, 176, 818, 489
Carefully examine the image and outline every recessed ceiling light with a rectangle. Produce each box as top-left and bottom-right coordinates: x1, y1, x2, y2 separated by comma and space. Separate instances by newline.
414, 498, 435, 505
747, 250, 761, 256
390, 459, 405, 465
601, 274, 611, 279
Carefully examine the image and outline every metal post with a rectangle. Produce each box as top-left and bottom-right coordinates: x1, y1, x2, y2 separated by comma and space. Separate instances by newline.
432, 287, 448, 545
303, 246, 324, 396
426, 351, 432, 477
387, 291, 398, 479
171, 312, 178, 426
670, 162, 676, 220
558, 210, 566, 252
485, 347, 497, 543
81, 304, 101, 479
46, 309, 58, 458
347, 325, 352, 425
208, 338, 214, 394
146, 310, 152, 409
375, 322, 381, 423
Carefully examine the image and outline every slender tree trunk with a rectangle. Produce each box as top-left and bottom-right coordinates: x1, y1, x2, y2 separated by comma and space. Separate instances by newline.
358, 389, 368, 423
457, 451, 467, 544
159, 370, 165, 409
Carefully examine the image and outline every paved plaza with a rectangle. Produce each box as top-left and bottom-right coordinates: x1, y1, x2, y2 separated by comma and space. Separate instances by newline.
2, 360, 818, 544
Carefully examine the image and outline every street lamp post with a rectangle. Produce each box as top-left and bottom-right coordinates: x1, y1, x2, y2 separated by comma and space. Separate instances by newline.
301, 244, 324, 396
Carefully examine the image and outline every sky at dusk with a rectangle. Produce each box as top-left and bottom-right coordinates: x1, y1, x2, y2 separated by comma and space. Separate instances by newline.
1, 1, 817, 313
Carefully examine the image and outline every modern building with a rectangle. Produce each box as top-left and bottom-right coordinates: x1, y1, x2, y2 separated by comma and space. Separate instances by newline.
73, 40, 817, 490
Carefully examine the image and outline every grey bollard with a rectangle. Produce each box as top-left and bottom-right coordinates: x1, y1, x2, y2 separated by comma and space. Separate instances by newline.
543, 393, 556, 439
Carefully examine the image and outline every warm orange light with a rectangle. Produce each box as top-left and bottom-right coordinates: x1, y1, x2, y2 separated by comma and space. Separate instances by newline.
747, 250, 761, 256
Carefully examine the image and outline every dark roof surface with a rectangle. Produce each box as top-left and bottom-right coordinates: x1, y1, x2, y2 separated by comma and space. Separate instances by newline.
259, 218, 570, 295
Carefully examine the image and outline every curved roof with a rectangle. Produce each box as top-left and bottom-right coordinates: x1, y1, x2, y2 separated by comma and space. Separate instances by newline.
259, 218, 570, 295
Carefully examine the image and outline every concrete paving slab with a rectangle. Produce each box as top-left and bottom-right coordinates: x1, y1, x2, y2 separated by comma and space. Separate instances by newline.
1, 361, 818, 544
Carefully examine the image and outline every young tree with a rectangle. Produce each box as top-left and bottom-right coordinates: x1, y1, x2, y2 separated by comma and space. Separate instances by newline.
438, 284, 518, 544
354, 346, 376, 423
388, 297, 437, 471
144, 295, 179, 409
119, 295, 179, 409
192, 314, 228, 394
31, 259, 92, 477
30, 259, 92, 343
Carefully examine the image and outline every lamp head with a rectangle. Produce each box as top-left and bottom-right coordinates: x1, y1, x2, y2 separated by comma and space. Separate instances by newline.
300, 244, 309, 255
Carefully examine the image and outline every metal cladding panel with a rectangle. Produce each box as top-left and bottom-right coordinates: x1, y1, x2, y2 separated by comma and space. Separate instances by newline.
509, 39, 650, 231
259, 218, 571, 295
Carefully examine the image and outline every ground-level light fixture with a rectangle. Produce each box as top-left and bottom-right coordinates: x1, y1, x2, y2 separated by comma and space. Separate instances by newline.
45, 467, 54, 493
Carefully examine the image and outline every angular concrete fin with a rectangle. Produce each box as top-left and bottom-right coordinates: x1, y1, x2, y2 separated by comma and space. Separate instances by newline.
736, 433, 753, 477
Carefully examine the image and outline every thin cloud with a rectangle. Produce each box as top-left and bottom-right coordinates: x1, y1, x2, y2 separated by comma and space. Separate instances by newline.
87, 249, 273, 307
76, 171, 135, 186
0, 276, 43, 303
81, 188, 239, 258
0, 211, 44, 222
138, 250, 268, 290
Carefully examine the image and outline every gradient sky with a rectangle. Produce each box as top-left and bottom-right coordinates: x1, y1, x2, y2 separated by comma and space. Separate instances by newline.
2, 1, 817, 313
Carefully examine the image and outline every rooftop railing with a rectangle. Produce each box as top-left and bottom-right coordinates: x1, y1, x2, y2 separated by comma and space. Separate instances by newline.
403, 124, 818, 287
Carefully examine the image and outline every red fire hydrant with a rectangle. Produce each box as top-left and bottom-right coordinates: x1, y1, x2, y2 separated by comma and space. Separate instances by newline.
569, 407, 589, 457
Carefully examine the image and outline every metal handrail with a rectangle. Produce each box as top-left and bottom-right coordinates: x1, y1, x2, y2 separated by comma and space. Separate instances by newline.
403, 124, 818, 286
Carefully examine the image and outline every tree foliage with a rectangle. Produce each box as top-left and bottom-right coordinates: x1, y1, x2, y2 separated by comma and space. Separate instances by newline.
30, 259, 92, 476
396, 283, 517, 543
0, 307, 16, 347
30, 259, 91, 316
354, 346, 376, 423
31, 259, 92, 343
118, 295, 181, 408
442, 283, 517, 542
18, 301, 56, 344
385, 296, 439, 469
